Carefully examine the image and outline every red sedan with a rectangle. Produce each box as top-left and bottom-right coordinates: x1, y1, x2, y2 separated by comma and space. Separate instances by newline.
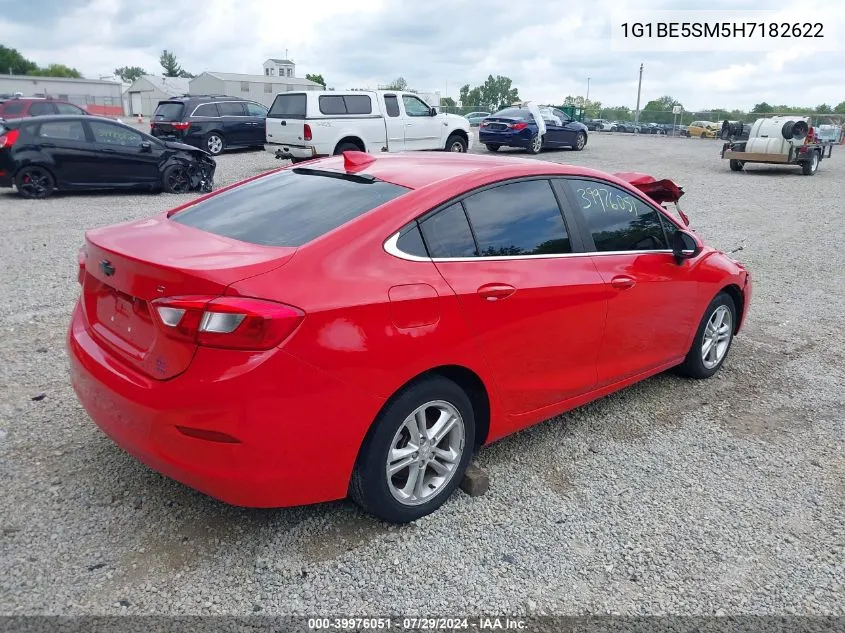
68, 151, 752, 523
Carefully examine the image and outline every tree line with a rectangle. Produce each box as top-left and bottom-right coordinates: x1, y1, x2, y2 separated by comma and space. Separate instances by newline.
1, 45, 82, 78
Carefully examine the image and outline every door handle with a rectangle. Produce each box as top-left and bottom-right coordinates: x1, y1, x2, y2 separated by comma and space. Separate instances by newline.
100, 148, 117, 154
610, 275, 636, 290
406, 123, 413, 127
281, 121, 286, 126
477, 283, 516, 301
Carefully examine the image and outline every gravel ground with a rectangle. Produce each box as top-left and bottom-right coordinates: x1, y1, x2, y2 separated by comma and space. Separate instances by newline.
0, 131, 842, 616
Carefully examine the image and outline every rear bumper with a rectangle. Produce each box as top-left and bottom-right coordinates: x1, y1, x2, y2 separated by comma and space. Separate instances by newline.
0, 173, 13, 188
479, 131, 531, 148
264, 143, 319, 160
67, 302, 385, 508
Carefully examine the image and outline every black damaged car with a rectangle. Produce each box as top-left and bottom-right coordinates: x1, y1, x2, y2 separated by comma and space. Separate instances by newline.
0, 115, 215, 199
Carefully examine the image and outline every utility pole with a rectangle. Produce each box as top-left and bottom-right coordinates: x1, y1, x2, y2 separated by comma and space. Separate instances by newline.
586, 77, 590, 105
635, 63, 643, 123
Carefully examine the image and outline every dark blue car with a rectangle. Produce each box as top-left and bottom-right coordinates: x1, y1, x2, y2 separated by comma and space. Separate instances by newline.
479, 106, 588, 154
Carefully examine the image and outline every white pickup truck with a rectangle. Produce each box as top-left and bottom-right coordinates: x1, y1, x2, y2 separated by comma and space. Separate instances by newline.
264, 90, 472, 162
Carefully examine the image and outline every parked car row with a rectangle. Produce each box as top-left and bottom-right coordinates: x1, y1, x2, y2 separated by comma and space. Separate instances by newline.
478, 106, 589, 153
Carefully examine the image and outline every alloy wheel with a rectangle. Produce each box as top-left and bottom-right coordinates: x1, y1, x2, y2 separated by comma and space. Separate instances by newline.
386, 400, 465, 506
207, 135, 223, 154
701, 305, 732, 369
166, 166, 191, 193
18, 168, 52, 198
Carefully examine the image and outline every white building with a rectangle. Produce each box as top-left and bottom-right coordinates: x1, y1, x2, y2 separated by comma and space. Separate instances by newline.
125, 75, 190, 117
188, 72, 323, 108
0, 74, 124, 116
262, 58, 296, 79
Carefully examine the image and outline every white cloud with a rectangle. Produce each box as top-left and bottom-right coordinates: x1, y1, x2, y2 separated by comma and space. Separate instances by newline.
1, 0, 843, 111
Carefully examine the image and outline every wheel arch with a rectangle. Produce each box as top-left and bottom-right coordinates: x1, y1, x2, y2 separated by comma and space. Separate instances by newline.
333, 136, 366, 154
719, 283, 745, 333
445, 128, 469, 148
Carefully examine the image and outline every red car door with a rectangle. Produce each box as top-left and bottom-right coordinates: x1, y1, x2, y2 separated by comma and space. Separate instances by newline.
419, 178, 608, 418
560, 177, 700, 384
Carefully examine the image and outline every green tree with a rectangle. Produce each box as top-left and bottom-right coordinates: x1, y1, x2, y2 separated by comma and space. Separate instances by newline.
305, 73, 326, 87
752, 102, 775, 113
562, 95, 602, 118
815, 103, 832, 114
159, 49, 192, 78
0, 45, 38, 75
478, 75, 519, 110
27, 63, 82, 78
640, 95, 683, 124
600, 106, 632, 121
440, 96, 456, 107
834, 101, 845, 114
114, 66, 146, 83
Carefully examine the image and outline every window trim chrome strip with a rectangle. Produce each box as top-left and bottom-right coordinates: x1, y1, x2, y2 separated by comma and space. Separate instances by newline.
384, 231, 673, 262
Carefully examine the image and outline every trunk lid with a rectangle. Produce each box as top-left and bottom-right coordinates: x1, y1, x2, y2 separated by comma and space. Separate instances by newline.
80, 215, 294, 379
266, 93, 307, 146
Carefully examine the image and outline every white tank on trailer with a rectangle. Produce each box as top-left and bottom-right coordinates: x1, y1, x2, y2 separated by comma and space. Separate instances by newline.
746, 116, 809, 155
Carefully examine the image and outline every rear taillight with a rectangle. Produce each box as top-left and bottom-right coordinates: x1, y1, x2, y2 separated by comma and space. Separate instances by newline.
511, 122, 528, 131
805, 126, 815, 144
303, 123, 312, 142
152, 296, 304, 350
77, 246, 87, 285
479, 121, 488, 128
171, 122, 190, 131
0, 128, 20, 149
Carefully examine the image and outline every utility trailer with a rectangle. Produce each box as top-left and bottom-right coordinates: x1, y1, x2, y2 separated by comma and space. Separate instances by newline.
721, 116, 834, 176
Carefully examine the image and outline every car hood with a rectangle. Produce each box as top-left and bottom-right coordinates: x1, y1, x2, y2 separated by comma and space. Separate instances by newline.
442, 112, 470, 127
163, 140, 208, 154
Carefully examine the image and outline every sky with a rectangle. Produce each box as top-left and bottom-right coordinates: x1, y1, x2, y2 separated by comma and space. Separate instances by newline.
1, 0, 843, 112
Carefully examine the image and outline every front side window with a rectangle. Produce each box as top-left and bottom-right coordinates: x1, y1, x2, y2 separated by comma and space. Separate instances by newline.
564, 179, 668, 252
89, 121, 144, 148
462, 180, 571, 256
402, 95, 431, 117
246, 102, 268, 117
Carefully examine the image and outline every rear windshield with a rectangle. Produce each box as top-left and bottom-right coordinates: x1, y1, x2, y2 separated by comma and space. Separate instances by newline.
153, 102, 185, 121
492, 108, 527, 119
171, 169, 410, 247
268, 94, 306, 119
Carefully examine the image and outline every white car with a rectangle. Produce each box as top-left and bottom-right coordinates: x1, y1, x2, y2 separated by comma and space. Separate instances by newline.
265, 90, 472, 162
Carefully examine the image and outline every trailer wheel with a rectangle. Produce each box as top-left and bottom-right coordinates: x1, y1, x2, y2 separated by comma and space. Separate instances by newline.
801, 151, 819, 176
729, 159, 745, 172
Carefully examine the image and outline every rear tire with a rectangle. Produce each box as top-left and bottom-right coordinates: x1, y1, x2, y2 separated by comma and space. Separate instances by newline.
205, 133, 224, 156
801, 151, 819, 176
526, 134, 542, 154
729, 159, 745, 172
349, 376, 475, 523
15, 166, 55, 199
485, 144, 500, 152
334, 142, 361, 155
573, 132, 587, 151
675, 292, 737, 379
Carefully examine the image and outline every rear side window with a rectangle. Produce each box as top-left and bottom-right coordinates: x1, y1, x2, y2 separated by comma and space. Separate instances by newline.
154, 102, 184, 121
462, 180, 571, 256
395, 224, 428, 258
419, 203, 477, 258
218, 102, 246, 116
318, 95, 373, 115
192, 103, 219, 117
171, 170, 410, 247
38, 121, 86, 141
268, 94, 306, 119
384, 95, 400, 117
564, 179, 668, 252
2, 102, 25, 115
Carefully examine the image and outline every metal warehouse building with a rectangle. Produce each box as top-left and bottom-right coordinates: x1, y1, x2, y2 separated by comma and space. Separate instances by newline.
125, 75, 190, 117
188, 72, 323, 108
0, 74, 124, 116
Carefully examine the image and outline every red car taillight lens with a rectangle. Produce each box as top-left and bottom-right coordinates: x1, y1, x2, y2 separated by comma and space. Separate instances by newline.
171, 122, 190, 130
152, 296, 304, 350
479, 121, 488, 127
303, 123, 312, 141
511, 122, 528, 131
0, 128, 20, 149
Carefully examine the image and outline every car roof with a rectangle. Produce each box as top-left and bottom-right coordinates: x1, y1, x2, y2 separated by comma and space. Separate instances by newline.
1, 114, 128, 126
302, 151, 616, 190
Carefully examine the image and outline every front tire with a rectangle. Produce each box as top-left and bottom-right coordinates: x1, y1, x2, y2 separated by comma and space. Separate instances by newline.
676, 292, 737, 379
162, 164, 191, 193
205, 133, 224, 156
445, 133, 467, 153
349, 376, 475, 523
15, 166, 55, 199
729, 159, 745, 172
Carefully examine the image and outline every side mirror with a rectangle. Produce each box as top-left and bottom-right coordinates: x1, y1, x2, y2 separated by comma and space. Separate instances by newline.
140, 141, 152, 152
429, 107, 438, 116
672, 230, 700, 264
